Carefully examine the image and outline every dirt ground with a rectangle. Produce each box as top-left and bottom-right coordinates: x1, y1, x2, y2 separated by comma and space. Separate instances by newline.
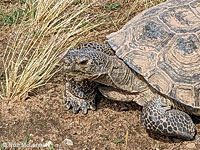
1, 0, 200, 150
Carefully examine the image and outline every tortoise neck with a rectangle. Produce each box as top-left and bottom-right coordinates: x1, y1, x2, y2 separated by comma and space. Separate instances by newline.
105, 56, 148, 93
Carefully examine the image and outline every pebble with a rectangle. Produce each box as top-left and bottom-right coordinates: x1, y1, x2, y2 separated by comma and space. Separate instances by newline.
186, 143, 195, 149
43, 141, 53, 147
64, 138, 73, 146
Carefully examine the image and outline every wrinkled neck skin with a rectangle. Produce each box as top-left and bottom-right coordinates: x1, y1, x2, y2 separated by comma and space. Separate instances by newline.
97, 56, 174, 107
93, 54, 195, 113
94, 55, 148, 93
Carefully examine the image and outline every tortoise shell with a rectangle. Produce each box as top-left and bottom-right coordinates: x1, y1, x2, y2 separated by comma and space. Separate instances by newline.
107, 0, 200, 110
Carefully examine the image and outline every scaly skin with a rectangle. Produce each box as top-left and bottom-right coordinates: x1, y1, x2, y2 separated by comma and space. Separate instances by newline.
63, 77, 97, 114
62, 43, 196, 140
141, 98, 196, 140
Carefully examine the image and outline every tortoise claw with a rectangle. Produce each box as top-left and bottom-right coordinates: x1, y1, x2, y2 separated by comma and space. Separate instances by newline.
66, 101, 72, 110
81, 102, 88, 114
89, 101, 96, 111
73, 102, 79, 114
63, 97, 96, 114
63, 97, 67, 104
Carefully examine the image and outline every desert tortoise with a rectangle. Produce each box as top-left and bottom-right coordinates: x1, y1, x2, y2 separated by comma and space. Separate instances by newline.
62, 0, 200, 140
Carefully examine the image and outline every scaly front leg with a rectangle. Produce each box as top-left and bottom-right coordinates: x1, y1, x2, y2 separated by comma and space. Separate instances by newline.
63, 78, 97, 114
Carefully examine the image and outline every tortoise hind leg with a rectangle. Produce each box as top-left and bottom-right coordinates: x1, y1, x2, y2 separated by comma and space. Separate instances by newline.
141, 98, 196, 140
64, 78, 97, 114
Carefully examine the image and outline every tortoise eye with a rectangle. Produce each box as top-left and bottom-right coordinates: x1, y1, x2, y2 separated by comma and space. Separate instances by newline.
77, 57, 89, 65
79, 60, 88, 65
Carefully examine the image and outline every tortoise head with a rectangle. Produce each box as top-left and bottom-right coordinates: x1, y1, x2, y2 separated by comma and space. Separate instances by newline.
62, 49, 110, 80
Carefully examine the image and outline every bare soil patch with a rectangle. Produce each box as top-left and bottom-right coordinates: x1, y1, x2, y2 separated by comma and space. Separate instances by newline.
1, 1, 200, 150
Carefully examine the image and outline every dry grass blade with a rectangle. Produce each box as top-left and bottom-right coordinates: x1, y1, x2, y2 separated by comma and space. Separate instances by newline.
0, 0, 100, 100
33, 0, 96, 35
128, 0, 166, 16
125, 130, 129, 150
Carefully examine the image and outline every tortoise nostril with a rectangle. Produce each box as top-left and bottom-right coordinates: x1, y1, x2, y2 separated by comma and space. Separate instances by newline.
62, 55, 72, 64
65, 63, 70, 66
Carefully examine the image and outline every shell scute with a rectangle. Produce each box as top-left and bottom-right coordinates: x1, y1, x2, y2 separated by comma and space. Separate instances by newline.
159, 5, 200, 33
107, 0, 200, 109
190, 0, 200, 17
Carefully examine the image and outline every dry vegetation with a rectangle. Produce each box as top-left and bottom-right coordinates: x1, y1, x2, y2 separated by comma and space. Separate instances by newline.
0, 0, 166, 100
3, 1, 200, 150
0, 0, 100, 100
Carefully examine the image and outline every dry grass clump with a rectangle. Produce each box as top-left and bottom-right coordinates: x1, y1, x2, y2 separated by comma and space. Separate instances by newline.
33, 0, 99, 35
0, 0, 166, 100
0, 0, 99, 100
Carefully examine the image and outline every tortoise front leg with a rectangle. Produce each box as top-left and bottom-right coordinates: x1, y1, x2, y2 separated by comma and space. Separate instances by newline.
63, 78, 97, 114
141, 98, 196, 140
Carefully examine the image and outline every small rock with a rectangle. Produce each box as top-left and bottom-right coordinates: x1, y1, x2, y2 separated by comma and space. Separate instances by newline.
43, 141, 53, 147
41, 138, 44, 142
70, 122, 74, 125
64, 138, 73, 146
186, 143, 195, 149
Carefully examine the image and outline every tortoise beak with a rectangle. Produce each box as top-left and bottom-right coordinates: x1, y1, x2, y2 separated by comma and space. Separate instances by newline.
61, 51, 74, 71
63, 57, 74, 71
